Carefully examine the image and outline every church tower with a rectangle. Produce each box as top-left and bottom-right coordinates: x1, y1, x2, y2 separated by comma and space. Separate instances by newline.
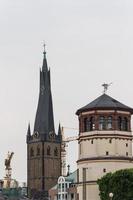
76, 91, 133, 200
27, 48, 61, 198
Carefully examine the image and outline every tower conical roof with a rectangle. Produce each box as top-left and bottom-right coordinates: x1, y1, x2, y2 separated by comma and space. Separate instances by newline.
34, 50, 55, 135
76, 94, 133, 115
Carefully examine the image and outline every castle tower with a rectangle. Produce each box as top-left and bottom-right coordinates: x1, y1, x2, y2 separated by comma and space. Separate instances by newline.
76, 92, 133, 200
27, 48, 61, 198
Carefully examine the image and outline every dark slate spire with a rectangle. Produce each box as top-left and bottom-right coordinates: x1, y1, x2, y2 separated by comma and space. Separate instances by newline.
58, 122, 62, 136
34, 49, 55, 135
27, 123, 31, 136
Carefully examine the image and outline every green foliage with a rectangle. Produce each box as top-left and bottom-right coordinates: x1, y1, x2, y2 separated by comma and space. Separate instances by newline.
97, 168, 133, 200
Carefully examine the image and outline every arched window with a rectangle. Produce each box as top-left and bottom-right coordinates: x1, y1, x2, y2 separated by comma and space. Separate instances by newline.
84, 118, 89, 132
89, 117, 95, 131
54, 147, 58, 156
107, 116, 112, 130
118, 116, 122, 130
123, 117, 128, 131
84, 117, 95, 132
99, 116, 106, 130
47, 146, 51, 155
30, 147, 34, 157
37, 146, 40, 156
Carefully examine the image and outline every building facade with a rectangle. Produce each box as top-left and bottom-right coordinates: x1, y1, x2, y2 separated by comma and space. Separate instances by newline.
49, 171, 78, 200
76, 93, 133, 200
26, 49, 61, 198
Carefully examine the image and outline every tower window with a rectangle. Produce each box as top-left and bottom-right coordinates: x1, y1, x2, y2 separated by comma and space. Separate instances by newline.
54, 147, 58, 156
123, 117, 128, 131
126, 143, 128, 147
91, 140, 93, 144
103, 168, 106, 173
118, 116, 122, 130
84, 117, 95, 132
30, 147, 34, 157
89, 117, 95, 131
109, 139, 112, 143
37, 146, 40, 156
84, 118, 88, 132
107, 116, 112, 130
71, 193, 74, 199
106, 151, 109, 155
80, 143, 82, 154
99, 116, 106, 130
118, 116, 128, 131
126, 152, 128, 156
47, 146, 51, 155
77, 169, 79, 183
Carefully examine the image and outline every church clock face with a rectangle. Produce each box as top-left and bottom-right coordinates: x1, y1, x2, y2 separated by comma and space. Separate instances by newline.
49, 131, 55, 139
34, 131, 39, 138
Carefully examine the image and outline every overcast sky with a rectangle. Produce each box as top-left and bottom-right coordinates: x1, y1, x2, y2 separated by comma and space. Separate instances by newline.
0, 0, 133, 183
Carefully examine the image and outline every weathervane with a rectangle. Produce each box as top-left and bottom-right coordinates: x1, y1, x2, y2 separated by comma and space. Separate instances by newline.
102, 82, 112, 94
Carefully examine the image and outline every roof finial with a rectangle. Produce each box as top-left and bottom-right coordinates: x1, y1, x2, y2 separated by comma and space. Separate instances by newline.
43, 42, 46, 55
102, 82, 112, 94
42, 42, 48, 72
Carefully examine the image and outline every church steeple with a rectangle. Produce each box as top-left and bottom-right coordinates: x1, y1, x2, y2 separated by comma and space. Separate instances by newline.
34, 48, 55, 136
27, 48, 61, 198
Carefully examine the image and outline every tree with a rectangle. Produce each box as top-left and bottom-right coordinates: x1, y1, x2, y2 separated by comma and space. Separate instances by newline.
97, 169, 133, 200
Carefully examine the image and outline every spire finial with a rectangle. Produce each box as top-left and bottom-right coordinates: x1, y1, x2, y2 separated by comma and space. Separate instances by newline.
58, 122, 62, 135
43, 42, 46, 55
42, 42, 48, 72
27, 122, 31, 136
102, 82, 112, 94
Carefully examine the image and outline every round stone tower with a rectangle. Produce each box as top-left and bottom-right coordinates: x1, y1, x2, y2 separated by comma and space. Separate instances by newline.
76, 93, 133, 200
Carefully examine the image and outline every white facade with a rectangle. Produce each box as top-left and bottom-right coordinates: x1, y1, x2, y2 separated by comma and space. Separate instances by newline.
57, 176, 76, 200
79, 131, 132, 158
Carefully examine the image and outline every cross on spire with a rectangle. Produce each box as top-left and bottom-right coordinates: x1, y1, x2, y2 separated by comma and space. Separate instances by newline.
43, 42, 46, 55
42, 42, 48, 72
